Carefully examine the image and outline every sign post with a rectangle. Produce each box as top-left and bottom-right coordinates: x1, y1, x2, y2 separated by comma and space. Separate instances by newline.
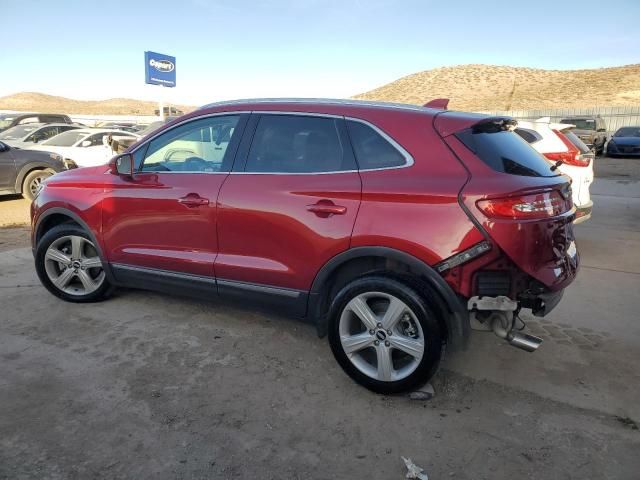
144, 51, 176, 120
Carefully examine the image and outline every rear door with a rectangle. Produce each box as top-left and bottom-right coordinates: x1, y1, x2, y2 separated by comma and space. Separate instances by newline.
102, 114, 247, 278
215, 113, 361, 311
0, 143, 17, 190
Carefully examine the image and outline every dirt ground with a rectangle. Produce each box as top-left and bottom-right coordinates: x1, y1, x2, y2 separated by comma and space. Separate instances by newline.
0, 157, 639, 479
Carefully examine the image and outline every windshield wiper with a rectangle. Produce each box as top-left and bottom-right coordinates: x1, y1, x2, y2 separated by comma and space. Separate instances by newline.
550, 160, 563, 172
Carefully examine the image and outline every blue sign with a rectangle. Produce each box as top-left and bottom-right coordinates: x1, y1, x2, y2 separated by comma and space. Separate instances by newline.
144, 51, 176, 87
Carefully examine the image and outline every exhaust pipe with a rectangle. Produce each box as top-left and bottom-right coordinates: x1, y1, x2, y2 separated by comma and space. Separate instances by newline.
489, 311, 543, 352
507, 332, 543, 352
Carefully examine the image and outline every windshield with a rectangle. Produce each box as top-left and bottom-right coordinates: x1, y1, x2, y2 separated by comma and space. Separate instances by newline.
41, 130, 87, 147
0, 124, 39, 140
561, 118, 596, 130
614, 127, 640, 138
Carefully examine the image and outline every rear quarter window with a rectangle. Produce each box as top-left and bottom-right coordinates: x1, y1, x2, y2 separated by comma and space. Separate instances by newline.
346, 120, 408, 170
456, 128, 558, 177
514, 128, 542, 144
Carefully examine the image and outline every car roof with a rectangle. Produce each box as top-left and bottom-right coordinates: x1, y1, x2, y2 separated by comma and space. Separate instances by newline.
198, 97, 433, 114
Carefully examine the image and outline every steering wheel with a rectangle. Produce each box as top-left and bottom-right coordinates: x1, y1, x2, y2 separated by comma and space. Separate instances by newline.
183, 156, 208, 170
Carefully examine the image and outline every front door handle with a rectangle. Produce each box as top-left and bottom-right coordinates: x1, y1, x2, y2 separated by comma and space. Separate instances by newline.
306, 200, 347, 217
178, 193, 210, 207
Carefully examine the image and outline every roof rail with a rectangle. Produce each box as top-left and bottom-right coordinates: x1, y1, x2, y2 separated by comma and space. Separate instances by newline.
197, 97, 429, 112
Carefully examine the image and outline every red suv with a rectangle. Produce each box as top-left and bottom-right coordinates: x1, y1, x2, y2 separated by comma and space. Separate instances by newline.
31, 99, 579, 393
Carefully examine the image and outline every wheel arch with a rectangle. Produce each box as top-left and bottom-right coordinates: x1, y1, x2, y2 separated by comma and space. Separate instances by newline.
14, 163, 56, 193
34, 207, 116, 284
308, 246, 469, 350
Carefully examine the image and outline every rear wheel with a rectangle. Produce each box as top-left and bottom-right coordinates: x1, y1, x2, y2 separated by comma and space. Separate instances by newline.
328, 275, 443, 394
35, 224, 113, 302
22, 169, 52, 200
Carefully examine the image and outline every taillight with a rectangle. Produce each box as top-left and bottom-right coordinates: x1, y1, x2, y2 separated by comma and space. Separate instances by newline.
477, 190, 570, 219
543, 130, 591, 167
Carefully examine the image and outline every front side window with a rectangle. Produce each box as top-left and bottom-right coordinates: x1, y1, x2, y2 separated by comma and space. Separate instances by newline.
245, 115, 354, 173
141, 115, 240, 173
28, 126, 60, 143
347, 120, 408, 170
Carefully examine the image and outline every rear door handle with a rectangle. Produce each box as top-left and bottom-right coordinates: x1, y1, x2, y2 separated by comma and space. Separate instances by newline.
178, 194, 210, 207
306, 201, 347, 217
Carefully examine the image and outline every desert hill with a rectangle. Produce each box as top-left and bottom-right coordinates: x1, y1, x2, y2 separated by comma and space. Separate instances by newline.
354, 64, 640, 110
0, 92, 195, 115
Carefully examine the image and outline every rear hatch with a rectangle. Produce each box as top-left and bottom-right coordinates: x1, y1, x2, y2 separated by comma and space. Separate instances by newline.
434, 113, 578, 291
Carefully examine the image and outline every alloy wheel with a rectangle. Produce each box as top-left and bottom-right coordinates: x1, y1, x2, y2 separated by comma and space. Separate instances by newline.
44, 235, 105, 296
29, 174, 47, 197
338, 291, 425, 382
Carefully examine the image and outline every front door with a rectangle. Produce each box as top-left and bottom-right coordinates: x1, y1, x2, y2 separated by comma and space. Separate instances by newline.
102, 114, 247, 278
216, 113, 362, 309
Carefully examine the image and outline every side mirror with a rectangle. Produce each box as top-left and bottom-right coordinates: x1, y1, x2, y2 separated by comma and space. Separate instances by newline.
109, 153, 134, 176
81, 140, 92, 147
0, 142, 6, 152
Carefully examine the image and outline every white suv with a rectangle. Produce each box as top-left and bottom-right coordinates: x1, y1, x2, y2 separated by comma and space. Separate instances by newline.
515, 118, 594, 223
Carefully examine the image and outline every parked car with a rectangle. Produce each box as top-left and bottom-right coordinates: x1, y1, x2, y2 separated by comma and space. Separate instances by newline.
31, 99, 579, 393
515, 118, 594, 223
97, 122, 142, 133
0, 123, 82, 149
606, 126, 640, 157
558, 116, 607, 154
28, 128, 139, 167
0, 141, 75, 200
0, 113, 73, 133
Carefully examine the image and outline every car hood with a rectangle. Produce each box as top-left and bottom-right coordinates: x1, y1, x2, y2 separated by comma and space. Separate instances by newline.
3, 140, 32, 149
610, 137, 640, 146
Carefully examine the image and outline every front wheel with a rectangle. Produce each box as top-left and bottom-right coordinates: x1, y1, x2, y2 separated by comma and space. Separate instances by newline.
328, 275, 443, 394
22, 169, 53, 201
35, 224, 113, 302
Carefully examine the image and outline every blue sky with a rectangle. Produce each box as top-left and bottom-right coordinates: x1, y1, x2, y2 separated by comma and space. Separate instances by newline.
3, 0, 639, 106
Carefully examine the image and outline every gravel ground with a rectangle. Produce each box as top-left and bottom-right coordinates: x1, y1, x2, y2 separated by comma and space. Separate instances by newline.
0, 156, 639, 479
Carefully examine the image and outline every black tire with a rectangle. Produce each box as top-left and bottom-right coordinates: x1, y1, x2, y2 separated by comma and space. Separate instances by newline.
22, 169, 53, 201
35, 224, 114, 303
328, 275, 443, 394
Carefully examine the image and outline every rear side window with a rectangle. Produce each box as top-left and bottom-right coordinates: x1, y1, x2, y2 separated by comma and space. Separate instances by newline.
347, 120, 407, 169
514, 128, 542, 144
563, 131, 591, 154
456, 128, 557, 177
245, 115, 355, 173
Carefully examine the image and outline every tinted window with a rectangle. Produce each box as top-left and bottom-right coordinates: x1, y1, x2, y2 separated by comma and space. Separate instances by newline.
29, 126, 60, 143
456, 129, 558, 177
560, 118, 596, 130
39, 115, 68, 123
347, 120, 407, 169
564, 131, 591, 154
18, 116, 39, 125
514, 128, 542, 144
245, 115, 353, 173
141, 115, 240, 173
